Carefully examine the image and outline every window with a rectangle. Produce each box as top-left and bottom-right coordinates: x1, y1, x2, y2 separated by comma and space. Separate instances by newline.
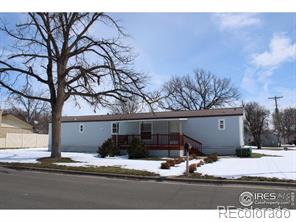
141, 122, 152, 140
112, 122, 119, 134
79, 124, 84, 133
218, 119, 225, 130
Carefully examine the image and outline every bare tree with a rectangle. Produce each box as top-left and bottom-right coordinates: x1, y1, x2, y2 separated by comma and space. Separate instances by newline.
273, 107, 296, 143
244, 102, 269, 149
0, 13, 154, 158
7, 87, 49, 122
6, 87, 50, 133
160, 69, 240, 111
107, 94, 143, 114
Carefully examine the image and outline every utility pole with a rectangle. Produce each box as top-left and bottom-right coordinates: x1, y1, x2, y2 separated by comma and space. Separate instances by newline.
268, 96, 283, 147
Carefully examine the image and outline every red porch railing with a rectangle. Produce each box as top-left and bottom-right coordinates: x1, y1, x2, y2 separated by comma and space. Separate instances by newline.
184, 134, 203, 155
113, 133, 182, 150
112, 133, 202, 153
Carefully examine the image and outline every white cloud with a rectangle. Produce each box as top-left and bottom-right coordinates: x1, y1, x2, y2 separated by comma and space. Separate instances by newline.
213, 13, 262, 30
241, 67, 276, 97
243, 86, 296, 112
252, 33, 296, 68
242, 33, 296, 99
241, 67, 257, 92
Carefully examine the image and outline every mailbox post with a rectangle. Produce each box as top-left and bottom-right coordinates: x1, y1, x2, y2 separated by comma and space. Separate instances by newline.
184, 142, 192, 176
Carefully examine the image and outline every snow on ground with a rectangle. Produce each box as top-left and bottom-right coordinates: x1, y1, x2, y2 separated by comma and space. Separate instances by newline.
197, 149, 296, 180
0, 148, 49, 163
0, 148, 200, 176
0, 147, 295, 179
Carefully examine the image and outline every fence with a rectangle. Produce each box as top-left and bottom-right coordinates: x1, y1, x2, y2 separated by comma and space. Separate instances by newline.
0, 133, 48, 148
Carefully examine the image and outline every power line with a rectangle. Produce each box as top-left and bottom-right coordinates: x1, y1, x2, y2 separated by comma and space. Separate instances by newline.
268, 96, 283, 146
268, 96, 283, 113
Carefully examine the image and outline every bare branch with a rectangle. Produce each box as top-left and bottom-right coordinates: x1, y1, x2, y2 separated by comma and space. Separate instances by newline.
160, 69, 240, 111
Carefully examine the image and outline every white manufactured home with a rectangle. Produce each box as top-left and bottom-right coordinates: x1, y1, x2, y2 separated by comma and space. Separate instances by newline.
48, 107, 244, 157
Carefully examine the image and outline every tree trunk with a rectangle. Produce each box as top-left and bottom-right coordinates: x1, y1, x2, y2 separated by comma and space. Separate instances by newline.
51, 104, 63, 158
255, 137, 262, 149
257, 143, 262, 149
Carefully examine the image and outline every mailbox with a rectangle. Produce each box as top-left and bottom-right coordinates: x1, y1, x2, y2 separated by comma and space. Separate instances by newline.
184, 142, 192, 154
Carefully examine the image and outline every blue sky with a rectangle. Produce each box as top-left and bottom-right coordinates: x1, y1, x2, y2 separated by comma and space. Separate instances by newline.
0, 13, 295, 115
108, 13, 295, 112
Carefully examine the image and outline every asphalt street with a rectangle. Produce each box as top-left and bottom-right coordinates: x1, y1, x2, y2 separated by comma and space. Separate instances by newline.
0, 167, 295, 209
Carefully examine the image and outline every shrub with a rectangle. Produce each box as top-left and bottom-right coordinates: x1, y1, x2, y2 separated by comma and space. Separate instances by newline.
204, 157, 213, 163
128, 138, 148, 159
208, 153, 218, 161
166, 159, 176, 167
204, 153, 219, 163
174, 157, 184, 165
161, 162, 170, 169
174, 158, 181, 165
189, 163, 197, 173
191, 154, 197, 159
97, 138, 119, 158
196, 160, 204, 167
236, 148, 252, 157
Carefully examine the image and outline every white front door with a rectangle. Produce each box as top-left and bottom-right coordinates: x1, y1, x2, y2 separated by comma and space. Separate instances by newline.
168, 121, 179, 144
140, 122, 152, 141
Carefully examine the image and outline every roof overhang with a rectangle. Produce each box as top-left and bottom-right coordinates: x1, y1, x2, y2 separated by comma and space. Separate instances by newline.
114, 118, 188, 123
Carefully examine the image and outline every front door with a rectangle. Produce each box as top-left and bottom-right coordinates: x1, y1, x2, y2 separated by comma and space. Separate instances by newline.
140, 122, 152, 142
168, 121, 179, 144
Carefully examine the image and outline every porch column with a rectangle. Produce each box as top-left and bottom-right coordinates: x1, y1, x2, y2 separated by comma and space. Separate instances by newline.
179, 121, 183, 134
179, 121, 183, 147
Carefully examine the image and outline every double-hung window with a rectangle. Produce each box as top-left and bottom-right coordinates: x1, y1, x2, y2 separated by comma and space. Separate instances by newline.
141, 122, 152, 140
112, 122, 119, 134
218, 119, 225, 130
79, 124, 84, 133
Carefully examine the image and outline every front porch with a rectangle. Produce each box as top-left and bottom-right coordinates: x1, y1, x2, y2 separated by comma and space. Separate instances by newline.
111, 119, 202, 157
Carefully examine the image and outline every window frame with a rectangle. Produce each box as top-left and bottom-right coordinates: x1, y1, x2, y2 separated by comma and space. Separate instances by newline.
140, 122, 152, 140
218, 119, 225, 130
111, 122, 119, 134
79, 123, 85, 133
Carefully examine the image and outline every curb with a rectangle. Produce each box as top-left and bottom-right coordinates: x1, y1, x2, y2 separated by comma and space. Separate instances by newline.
165, 177, 296, 188
1, 164, 296, 188
0, 164, 160, 181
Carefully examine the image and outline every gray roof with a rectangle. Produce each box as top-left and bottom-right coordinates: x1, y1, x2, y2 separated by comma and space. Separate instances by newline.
61, 107, 244, 122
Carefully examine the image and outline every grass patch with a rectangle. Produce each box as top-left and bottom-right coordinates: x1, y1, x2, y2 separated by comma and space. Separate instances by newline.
185, 173, 224, 180
37, 157, 78, 164
260, 147, 283, 150
251, 153, 281, 158
237, 176, 296, 183
0, 162, 158, 176
182, 173, 296, 183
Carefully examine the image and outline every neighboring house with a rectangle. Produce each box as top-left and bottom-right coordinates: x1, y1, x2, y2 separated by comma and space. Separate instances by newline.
49, 107, 244, 157
244, 130, 278, 147
0, 110, 33, 138
281, 133, 296, 145
245, 129, 296, 147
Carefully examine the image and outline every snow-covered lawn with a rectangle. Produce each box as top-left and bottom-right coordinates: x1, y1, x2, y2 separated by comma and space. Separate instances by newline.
197, 149, 296, 180
0, 148, 200, 177
0, 148, 295, 179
